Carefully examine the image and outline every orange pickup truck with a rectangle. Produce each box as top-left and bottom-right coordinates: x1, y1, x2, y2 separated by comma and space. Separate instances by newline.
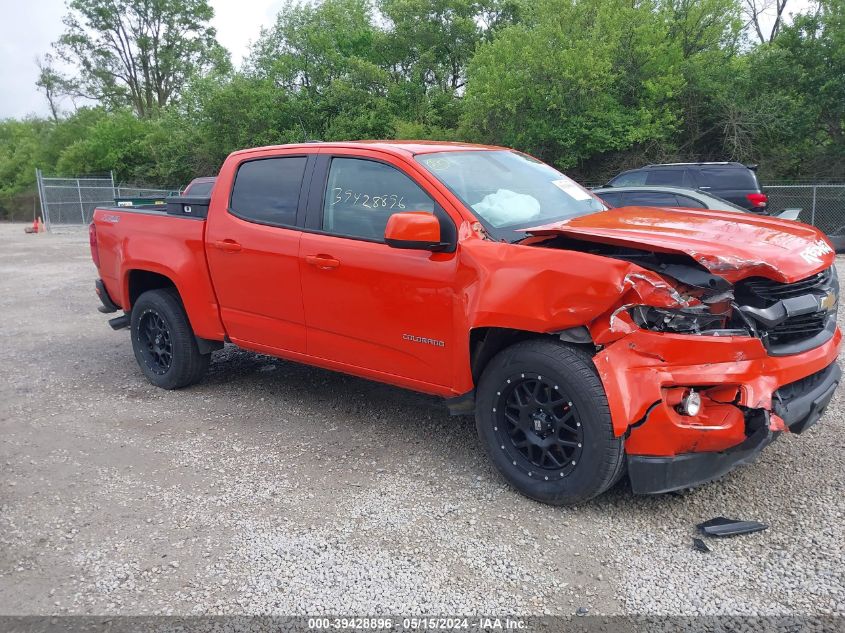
90, 141, 841, 504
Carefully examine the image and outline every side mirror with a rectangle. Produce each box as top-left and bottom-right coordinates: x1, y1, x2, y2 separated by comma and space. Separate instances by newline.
384, 211, 445, 251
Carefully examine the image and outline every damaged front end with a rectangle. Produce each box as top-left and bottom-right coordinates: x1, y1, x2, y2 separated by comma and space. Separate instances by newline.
534, 236, 842, 494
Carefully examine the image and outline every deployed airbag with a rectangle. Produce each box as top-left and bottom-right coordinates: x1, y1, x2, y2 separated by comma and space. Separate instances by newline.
472, 189, 541, 227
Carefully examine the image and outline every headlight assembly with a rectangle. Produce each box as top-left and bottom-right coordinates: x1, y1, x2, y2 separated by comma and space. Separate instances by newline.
629, 306, 728, 334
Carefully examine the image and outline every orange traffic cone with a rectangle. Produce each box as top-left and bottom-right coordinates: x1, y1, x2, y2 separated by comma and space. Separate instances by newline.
32, 218, 39, 232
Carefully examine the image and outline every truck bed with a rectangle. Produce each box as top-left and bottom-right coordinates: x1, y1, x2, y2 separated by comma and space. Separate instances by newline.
91, 205, 224, 340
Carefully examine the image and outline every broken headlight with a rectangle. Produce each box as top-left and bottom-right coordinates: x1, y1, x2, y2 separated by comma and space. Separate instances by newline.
629, 306, 727, 334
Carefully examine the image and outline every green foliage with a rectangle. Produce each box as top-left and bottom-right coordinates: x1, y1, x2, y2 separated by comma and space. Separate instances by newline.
462, 0, 684, 171
745, 0, 845, 179
3, 0, 843, 221
55, 110, 159, 181
54, 0, 229, 117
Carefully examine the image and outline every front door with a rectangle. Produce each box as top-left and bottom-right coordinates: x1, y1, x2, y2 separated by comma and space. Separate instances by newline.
205, 153, 312, 354
299, 153, 457, 388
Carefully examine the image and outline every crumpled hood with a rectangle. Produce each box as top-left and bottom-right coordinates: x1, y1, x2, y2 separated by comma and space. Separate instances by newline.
526, 206, 836, 283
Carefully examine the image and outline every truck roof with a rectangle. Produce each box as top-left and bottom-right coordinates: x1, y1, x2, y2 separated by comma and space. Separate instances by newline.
230, 140, 504, 159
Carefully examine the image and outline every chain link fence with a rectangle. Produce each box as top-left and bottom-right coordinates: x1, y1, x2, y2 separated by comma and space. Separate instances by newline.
583, 179, 845, 236
35, 169, 178, 230
764, 184, 845, 235
35, 169, 845, 237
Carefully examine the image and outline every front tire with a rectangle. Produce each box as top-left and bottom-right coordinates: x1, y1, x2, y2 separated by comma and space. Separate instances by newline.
475, 340, 624, 505
130, 288, 210, 389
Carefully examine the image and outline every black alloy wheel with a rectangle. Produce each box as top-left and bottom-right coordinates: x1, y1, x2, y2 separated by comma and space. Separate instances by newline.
129, 288, 210, 389
494, 372, 584, 478
475, 340, 625, 505
137, 309, 173, 375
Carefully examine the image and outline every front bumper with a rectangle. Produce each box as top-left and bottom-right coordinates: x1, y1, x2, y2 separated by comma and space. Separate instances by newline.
628, 360, 840, 493
628, 415, 779, 494
773, 361, 842, 433
592, 326, 842, 494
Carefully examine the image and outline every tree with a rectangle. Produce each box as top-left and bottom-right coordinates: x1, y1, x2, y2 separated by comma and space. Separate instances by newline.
250, 0, 382, 93
54, 0, 229, 117
54, 109, 159, 180
377, 0, 519, 132
35, 55, 65, 122
745, 0, 845, 177
378, 0, 518, 92
248, 0, 397, 140
743, 0, 790, 43
461, 0, 683, 172
658, 0, 745, 160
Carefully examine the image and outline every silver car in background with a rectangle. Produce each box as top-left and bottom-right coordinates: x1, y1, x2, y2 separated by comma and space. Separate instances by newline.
591, 185, 801, 221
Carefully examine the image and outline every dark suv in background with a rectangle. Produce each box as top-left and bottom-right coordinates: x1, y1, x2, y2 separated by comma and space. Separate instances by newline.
606, 162, 767, 212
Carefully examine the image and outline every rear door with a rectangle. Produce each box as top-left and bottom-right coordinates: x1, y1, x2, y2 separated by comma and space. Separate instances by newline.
205, 152, 314, 354
298, 150, 458, 389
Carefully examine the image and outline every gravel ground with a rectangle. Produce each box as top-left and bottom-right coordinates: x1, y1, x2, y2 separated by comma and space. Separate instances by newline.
0, 223, 843, 617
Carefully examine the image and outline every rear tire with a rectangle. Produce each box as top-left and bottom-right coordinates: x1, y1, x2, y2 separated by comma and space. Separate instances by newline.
475, 339, 624, 505
130, 288, 210, 389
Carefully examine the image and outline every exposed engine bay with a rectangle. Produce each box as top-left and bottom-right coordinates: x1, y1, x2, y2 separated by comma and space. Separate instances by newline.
536, 235, 839, 356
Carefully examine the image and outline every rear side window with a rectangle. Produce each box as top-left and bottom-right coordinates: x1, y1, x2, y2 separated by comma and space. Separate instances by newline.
609, 170, 646, 186
645, 169, 689, 186
597, 191, 625, 207
624, 191, 682, 207
697, 167, 758, 190
322, 158, 435, 240
673, 194, 707, 209
230, 157, 308, 226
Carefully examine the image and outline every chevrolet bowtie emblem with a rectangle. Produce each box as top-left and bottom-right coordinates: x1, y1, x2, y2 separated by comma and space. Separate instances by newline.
819, 291, 837, 312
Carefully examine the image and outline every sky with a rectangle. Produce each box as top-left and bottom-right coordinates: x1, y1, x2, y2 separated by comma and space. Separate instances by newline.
0, 0, 815, 120
0, 0, 280, 119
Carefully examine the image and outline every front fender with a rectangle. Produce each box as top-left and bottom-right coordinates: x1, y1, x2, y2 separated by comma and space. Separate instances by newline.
452, 234, 688, 394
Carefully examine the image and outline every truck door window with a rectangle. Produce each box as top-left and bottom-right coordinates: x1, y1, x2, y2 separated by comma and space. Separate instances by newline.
230, 157, 307, 226
322, 158, 435, 240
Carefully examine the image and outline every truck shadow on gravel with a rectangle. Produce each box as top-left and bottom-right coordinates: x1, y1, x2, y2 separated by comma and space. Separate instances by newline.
194, 344, 675, 509
71, 331, 815, 517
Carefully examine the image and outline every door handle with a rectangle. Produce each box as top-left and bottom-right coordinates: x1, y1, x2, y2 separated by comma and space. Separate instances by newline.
305, 254, 340, 269
212, 239, 242, 253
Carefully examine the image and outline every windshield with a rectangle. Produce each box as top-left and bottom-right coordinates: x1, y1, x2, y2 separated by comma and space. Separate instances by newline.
416, 150, 605, 242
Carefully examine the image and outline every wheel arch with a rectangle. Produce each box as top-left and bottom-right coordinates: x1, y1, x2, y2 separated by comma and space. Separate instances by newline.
446, 326, 596, 415
470, 326, 596, 385
126, 269, 177, 308
123, 268, 223, 355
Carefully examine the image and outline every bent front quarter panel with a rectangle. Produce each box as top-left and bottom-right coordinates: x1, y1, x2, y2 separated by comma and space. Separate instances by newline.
92, 209, 225, 340
449, 230, 688, 394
